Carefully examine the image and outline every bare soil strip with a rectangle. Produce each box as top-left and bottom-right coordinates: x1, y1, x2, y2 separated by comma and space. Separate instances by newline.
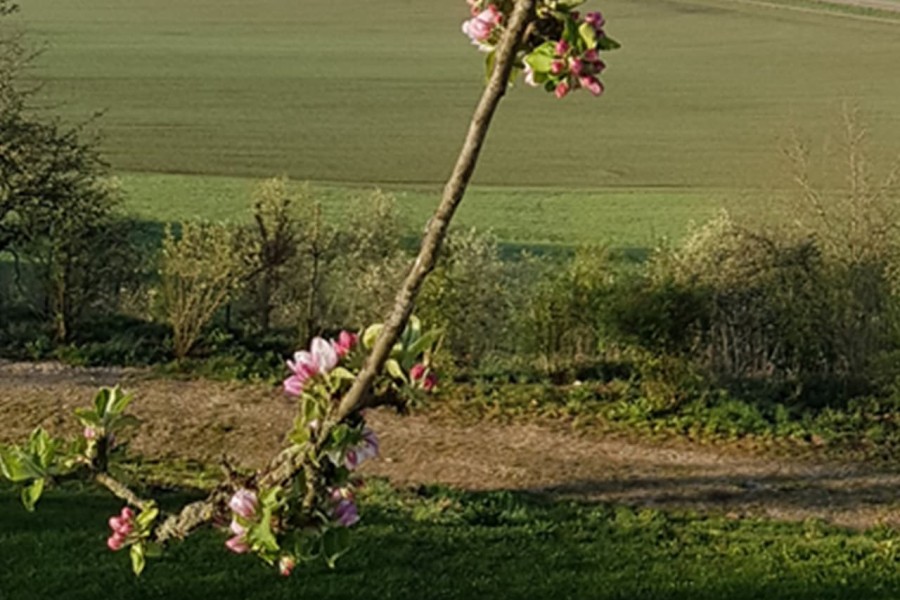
1, 361, 897, 530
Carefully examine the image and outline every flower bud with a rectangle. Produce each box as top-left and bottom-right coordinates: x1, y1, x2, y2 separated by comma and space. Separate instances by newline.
585, 11, 605, 30
554, 40, 569, 56
570, 58, 584, 76
279, 556, 296, 577
109, 516, 133, 536
83, 427, 97, 441
550, 60, 566, 75
229, 489, 258, 520
225, 535, 250, 554
107, 533, 126, 552
555, 81, 571, 99
334, 331, 358, 357
230, 519, 246, 536
334, 499, 360, 527
580, 75, 604, 96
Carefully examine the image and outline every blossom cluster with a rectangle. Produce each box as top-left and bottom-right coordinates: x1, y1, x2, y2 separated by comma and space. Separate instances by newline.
87, 319, 438, 577
107, 507, 135, 551
461, 0, 618, 99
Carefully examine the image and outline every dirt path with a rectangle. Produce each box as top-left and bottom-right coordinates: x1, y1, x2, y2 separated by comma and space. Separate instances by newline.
1, 360, 898, 530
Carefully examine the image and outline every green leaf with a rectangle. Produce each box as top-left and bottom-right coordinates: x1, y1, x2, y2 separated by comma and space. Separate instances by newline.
330, 367, 356, 381
93, 388, 111, 416
484, 51, 496, 83
385, 359, 407, 384
130, 543, 146, 576
0, 447, 13, 481
597, 35, 620, 51
405, 329, 442, 361
578, 22, 597, 49
322, 527, 351, 569
1, 450, 43, 482
524, 42, 556, 72
563, 16, 579, 44
289, 418, 311, 445
248, 509, 280, 554
301, 396, 320, 428
111, 414, 142, 430
144, 542, 164, 558
362, 324, 383, 349
330, 424, 351, 447
136, 503, 159, 529
29, 429, 57, 470
20, 478, 44, 512
109, 387, 133, 415
74, 408, 102, 427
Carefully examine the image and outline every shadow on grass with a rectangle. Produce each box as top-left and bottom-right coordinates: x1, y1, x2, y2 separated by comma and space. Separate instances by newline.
532, 470, 900, 522
1, 485, 898, 600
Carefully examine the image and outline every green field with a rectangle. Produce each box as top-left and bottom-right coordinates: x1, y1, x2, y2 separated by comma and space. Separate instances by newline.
3, 484, 899, 600
18, 0, 900, 188
120, 173, 720, 251
14, 0, 900, 248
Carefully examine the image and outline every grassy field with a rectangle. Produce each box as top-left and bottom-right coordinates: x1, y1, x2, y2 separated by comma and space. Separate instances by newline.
119, 173, 720, 251
12, 0, 900, 249
17, 0, 900, 191
2, 482, 899, 600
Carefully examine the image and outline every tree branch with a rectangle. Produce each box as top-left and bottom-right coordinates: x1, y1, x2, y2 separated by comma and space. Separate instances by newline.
335, 0, 536, 424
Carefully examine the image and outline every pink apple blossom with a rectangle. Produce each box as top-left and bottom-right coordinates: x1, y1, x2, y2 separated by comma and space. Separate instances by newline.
230, 519, 246, 536
283, 375, 304, 395
229, 489, 258, 520
554, 40, 570, 56
225, 535, 250, 554
462, 5, 502, 49
550, 60, 566, 75
580, 75, 604, 96
583, 49, 599, 62
333, 331, 358, 358
109, 516, 133, 536
555, 81, 571, 99
107, 533, 126, 552
284, 336, 340, 395
585, 11, 605, 31
570, 58, 584, 76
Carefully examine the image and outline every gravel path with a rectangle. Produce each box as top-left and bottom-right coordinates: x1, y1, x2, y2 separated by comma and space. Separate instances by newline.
1, 360, 898, 530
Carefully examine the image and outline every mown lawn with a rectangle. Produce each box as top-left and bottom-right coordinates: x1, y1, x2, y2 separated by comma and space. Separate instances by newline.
2, 482, 898, 600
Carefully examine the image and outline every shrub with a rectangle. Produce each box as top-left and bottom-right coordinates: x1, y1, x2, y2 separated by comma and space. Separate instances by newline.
159, 222, 248, 359
417, 228, 513, 370
239, 178, 302, 334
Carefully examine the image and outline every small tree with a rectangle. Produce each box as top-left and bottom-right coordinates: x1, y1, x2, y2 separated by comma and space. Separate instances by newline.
0, 1, 124, 340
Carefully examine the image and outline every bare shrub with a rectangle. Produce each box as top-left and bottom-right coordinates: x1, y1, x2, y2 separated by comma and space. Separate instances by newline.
159, 222, 247, 359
